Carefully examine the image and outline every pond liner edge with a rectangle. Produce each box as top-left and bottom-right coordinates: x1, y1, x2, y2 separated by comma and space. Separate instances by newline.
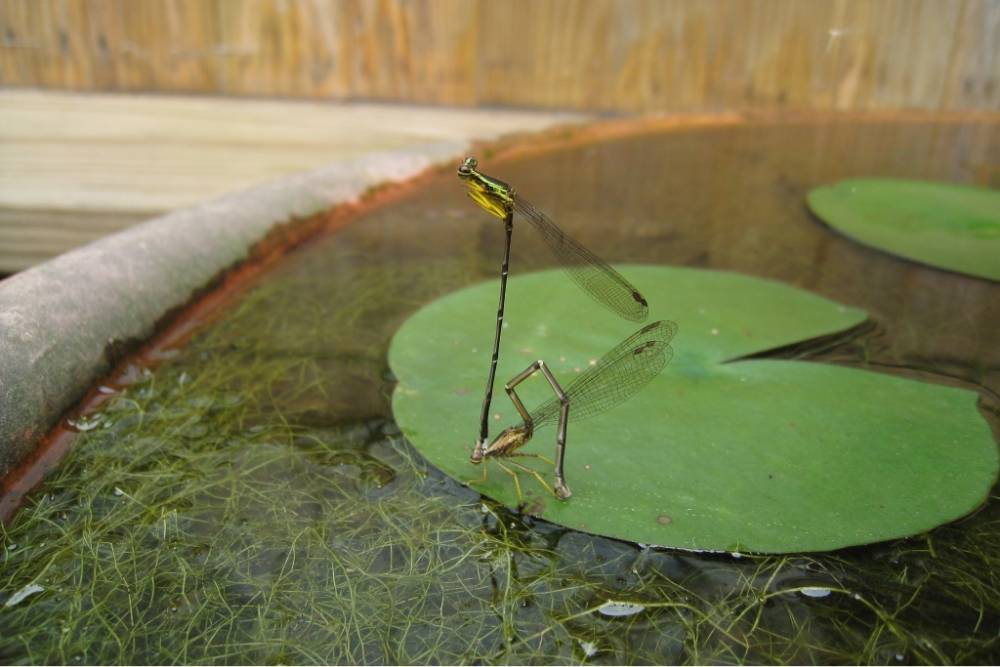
0, 141, 467, 485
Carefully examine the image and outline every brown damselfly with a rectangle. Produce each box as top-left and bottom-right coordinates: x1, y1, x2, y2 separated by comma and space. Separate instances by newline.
468, 320, 676, 501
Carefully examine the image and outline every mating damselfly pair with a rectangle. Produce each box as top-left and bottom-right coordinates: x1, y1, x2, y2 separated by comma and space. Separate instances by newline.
457, 157, 676, 501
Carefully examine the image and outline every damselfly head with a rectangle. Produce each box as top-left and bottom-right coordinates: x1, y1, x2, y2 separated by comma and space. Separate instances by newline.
458, 157, 478, 178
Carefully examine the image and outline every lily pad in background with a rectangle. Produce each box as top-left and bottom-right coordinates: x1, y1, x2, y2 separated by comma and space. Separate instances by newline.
389, 266, 997, 553
807, 179, 1000, 281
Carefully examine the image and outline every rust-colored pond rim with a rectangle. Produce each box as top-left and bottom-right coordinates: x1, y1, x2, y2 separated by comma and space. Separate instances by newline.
0, 170, 440, 523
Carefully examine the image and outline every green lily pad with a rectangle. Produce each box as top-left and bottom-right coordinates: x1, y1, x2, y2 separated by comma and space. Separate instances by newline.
807, 179, 1000, 281
389, 266, 997, 553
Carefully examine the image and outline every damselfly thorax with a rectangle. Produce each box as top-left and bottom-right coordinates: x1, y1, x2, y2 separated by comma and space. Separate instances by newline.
457, 157, 514, 219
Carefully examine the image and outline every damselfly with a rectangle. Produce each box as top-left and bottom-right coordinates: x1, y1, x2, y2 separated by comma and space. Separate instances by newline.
468, 320, 676, 501
457, 157, 650, 462
458, 157, 649, 321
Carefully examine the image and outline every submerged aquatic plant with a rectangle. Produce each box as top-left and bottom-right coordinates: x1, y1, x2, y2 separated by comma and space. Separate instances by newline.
1, 246, 997, 665
3, 118, 1000, 664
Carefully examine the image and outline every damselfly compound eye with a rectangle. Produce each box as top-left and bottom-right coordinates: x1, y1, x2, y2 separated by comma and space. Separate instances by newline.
458, 157, 478, 175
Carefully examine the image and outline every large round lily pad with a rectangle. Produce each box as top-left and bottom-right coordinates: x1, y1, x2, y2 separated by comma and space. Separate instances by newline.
807, 179, 1000, 281
389, 266, 997, 553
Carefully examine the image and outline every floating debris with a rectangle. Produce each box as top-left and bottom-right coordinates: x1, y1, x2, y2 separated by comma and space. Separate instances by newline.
578, 639, 599, 658
67, 416, 102, 432
800, 586, 832, 598
4, 583, 44, 608
596, 600, 646, 617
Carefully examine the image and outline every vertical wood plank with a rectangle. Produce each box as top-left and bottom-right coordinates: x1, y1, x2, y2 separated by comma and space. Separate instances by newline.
0, 0, 996, 112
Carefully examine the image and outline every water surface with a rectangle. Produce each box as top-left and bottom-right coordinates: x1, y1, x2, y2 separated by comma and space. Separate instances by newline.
2, 118, 998, 664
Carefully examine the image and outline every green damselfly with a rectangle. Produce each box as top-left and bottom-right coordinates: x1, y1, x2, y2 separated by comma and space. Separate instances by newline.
457, 157, 651, 464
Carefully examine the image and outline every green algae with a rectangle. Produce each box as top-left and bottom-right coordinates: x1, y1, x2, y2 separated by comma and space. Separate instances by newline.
2, 119, 1000, 664
1, 245, 997, 665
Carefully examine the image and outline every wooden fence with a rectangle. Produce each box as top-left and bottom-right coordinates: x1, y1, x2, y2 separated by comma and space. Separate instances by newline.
1, 0, 997, 113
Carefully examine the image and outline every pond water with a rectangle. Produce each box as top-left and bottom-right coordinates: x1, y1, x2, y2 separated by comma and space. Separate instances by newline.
2, 118, 998, 664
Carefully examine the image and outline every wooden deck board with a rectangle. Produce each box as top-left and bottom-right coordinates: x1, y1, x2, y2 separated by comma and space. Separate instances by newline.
0, 90, 585, 272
